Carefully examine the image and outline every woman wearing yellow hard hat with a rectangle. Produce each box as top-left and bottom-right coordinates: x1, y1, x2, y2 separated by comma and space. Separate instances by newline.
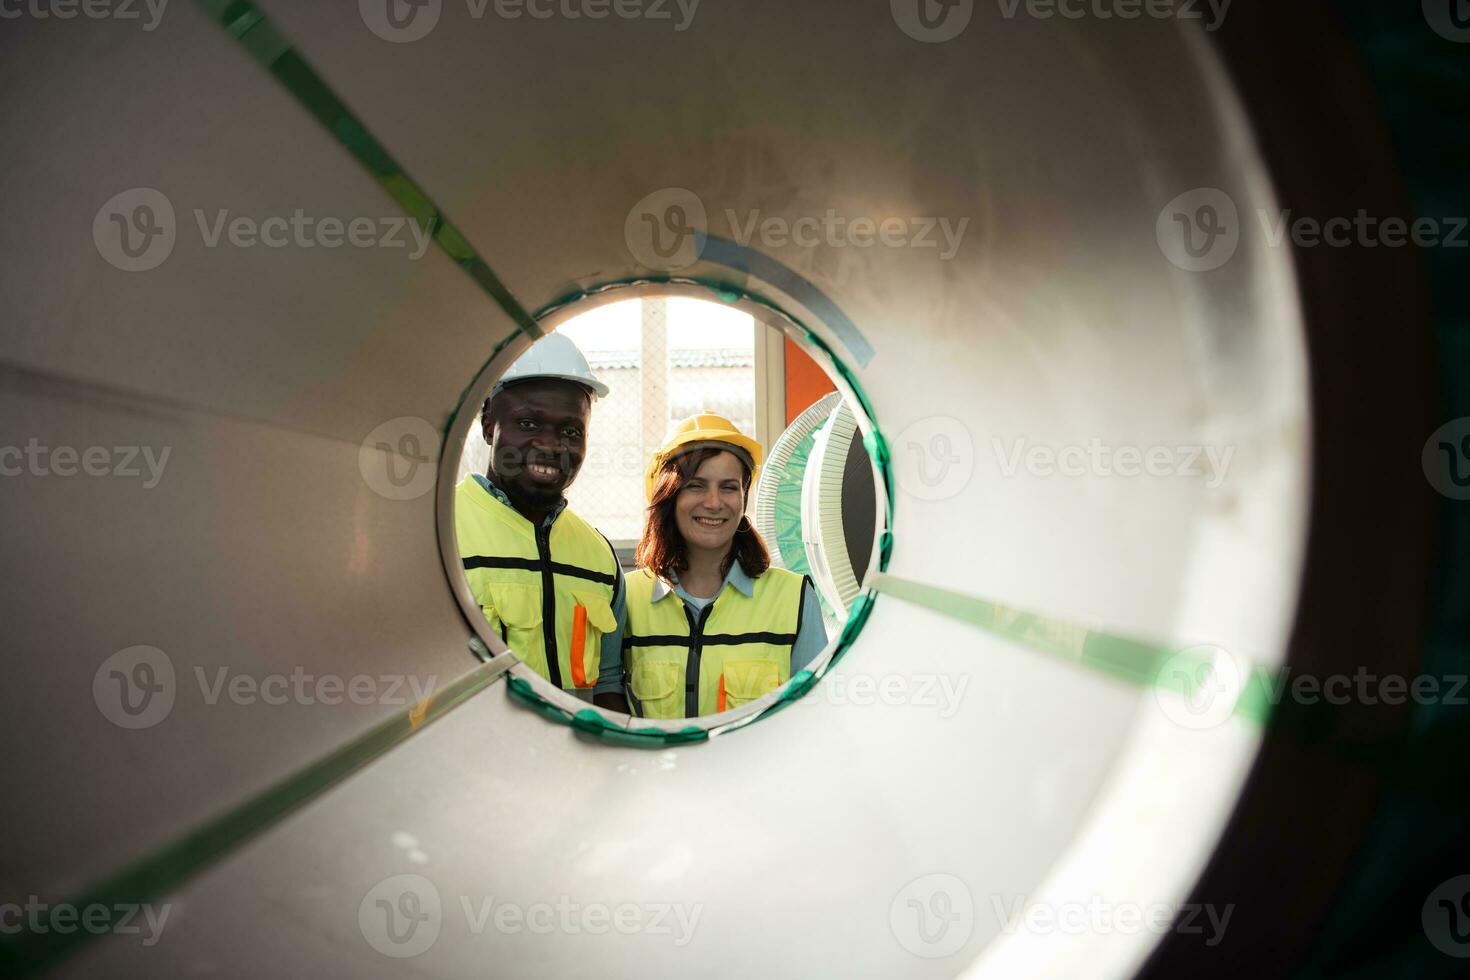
621, 413, 828, 719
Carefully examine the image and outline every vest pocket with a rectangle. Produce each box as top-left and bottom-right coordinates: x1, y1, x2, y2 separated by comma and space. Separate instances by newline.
482, 582, 542, 660
569, 591, 616, 689
630, 660, 683, 719
721, 660, 782, 709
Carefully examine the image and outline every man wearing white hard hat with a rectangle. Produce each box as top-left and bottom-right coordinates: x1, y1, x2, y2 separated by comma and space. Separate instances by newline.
455, 332, 629, 713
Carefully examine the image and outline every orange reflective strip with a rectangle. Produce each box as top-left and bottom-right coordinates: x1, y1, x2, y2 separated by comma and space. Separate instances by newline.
570, 604, 588, 687
717, 673, 727, 712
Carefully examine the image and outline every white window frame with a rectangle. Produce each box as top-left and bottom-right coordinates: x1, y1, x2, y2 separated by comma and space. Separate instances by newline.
608, 312, 785, 564
752, 317, 787, 453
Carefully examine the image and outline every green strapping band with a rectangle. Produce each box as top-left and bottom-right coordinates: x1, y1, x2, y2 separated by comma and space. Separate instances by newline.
869, 572, 1276, 727
194, 0, 542, 341
0, 655, 517, 978
504, 675, 710, 745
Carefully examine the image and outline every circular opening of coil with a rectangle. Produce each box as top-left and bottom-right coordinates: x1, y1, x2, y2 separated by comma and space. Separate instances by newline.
436, 281, 890, 736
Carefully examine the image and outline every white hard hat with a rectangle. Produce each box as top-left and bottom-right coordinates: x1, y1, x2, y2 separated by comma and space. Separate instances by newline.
493, 332, 609, 399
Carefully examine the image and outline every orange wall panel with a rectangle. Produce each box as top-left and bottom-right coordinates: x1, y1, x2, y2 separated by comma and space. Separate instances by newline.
784, 337, 836, 425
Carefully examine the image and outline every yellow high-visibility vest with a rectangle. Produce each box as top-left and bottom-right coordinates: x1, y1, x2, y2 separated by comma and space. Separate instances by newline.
623, 566, 806, 718
455, 478, 619, 691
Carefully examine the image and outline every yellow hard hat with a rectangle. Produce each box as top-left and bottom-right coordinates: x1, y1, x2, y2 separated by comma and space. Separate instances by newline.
645, 413, 764, 501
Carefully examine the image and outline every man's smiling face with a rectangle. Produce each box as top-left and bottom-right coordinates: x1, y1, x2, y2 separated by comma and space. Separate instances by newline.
483, 379, 591, 516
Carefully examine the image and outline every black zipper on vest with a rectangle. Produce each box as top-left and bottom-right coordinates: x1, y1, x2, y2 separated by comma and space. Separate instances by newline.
683, 603, 714, 718
537, 523, 563, 689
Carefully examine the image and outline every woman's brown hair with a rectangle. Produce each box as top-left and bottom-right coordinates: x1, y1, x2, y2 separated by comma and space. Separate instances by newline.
635, 447, 771, 584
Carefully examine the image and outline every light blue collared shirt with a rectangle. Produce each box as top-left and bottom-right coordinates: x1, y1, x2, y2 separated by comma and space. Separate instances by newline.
471, 474, 626, 695
652, 563, 829, 674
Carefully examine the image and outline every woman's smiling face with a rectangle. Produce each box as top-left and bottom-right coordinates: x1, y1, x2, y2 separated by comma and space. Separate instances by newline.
673, 450, 747, 555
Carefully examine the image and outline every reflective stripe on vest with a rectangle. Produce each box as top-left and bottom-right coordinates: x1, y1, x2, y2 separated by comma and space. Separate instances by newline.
455, 478, 619, 691
622, 566, 807, 719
